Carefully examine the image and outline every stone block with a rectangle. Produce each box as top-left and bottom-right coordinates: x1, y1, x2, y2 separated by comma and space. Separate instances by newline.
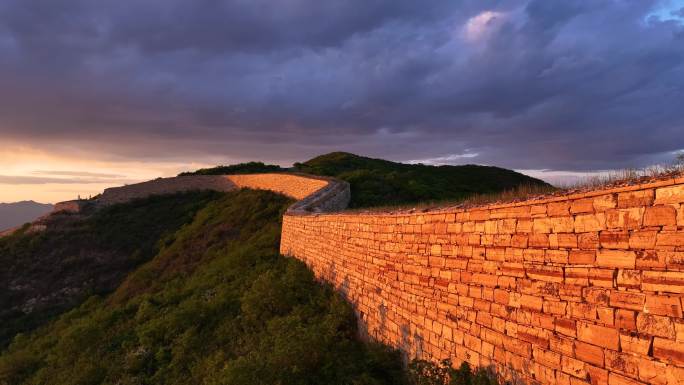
565, 267, 589, 286
642, 271, 684, 294
533, 217, 553, 233
616, 270, 641, 289
605, 350, 640, 380
618, 189, 654, 208
653, 338, 684, 365
552, 216, 575, 233
662, 251, 684, 270
615, 309, 636, 331
644, 206, 678, 227
557, 233, 578, 248
585, 365, 609, 385
527, 265, 564, 283
571, 198, 594, 214
529, 233, 550, 248
635, 251, 666, 269
596, 250, 636, 269
606, 208, 643, 230
628, 231, 657, 249
570, 250, 596, 264
577, 321, 620, 350
609, 291, 645, 311
520, 294, 544, 311
644, 295, 683, 318
548, 201, 571, 216
594, 194, 618, 212
574, 340, 604, 366
620, 333, 651, 356
576, 213, 607, 233
656, 232, 684, 247
655, 185, 684, 204
636, 313, 675, 338
600, 231, 630, 249
561, 355, 587, 378
579, 232, 600, 249
608, 372, 645, 385
546, 249, 569, 264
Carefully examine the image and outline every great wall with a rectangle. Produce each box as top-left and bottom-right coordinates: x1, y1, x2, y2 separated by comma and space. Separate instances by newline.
6, 172, 684, 384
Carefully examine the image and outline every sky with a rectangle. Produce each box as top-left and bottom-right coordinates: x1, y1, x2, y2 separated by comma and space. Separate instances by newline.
1, 0, 683, 203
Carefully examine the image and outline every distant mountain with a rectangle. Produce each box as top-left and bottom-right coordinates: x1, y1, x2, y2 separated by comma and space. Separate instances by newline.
294, 152, 552, 208
0, 201, 53, 231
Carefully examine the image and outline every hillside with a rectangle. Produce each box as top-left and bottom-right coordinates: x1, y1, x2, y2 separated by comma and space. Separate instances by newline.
0, 189, 409, 385
178, 161, 285, 176
294, 152, 551, 207
0, 201, 53, 231
0, 191, 221, 349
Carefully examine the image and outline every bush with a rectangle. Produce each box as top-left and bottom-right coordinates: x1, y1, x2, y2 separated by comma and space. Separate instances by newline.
408, 360, 501, 385
178, 162, 284, 176
294, 152, 550, 208
0, 190, 407, 385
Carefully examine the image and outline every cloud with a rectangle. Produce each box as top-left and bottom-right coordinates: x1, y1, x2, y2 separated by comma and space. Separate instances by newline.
32, 170, 126, 178
0, 0, 683, 173
0, 175, 136, 185
463, 11, 506, 42
407, 153, 480, 165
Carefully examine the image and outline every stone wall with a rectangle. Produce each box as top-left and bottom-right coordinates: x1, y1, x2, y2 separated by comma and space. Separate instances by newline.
52, 199, 88, 214
97, 173, 333, 206
98, 175, 238, 205
226, 173, 331, 202
280, 177, 684, 385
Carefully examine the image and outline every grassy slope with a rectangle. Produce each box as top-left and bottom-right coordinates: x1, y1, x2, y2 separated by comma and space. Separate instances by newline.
0, 191, 221, 349
294, 152, 551, 208
0, 190, 406, 385
178, 162, 285, 176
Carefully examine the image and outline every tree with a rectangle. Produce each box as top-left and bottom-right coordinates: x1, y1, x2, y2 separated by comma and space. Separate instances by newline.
676, 152, 684, 167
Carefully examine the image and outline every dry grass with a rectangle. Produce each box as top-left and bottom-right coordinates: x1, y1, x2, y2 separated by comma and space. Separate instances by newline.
340, 161, 684, 215
341, 183, 558, 214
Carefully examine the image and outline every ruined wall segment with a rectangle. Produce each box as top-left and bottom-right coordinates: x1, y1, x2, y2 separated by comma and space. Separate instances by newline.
280, 178, 684, 385
99, 175, 237, 205
97, 173, 334, 206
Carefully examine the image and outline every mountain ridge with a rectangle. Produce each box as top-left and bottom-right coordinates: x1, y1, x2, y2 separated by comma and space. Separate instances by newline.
0, 201, 53, 231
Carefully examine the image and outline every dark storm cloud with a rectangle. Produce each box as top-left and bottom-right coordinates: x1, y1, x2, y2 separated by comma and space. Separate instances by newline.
0, 0, 683, 171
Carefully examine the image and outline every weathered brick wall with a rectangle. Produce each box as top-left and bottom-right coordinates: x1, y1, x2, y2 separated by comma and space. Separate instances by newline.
99, 175, 237, 205
227, 173, 329, 201
280, 178, 684, 385
97, 173, 330, 205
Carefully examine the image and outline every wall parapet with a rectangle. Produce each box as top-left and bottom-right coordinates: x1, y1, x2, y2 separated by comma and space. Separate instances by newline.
280, 177, 684, 385
95, 173, 347, 212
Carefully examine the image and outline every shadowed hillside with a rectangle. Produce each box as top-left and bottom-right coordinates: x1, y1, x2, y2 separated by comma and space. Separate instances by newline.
294, 152, 551, 208
0, 191, 221, 348
0, 190, 407, 385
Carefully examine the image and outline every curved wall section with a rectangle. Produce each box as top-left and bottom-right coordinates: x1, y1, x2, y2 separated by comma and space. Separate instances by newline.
227, 173, 329, 201
281, 178, 684, 385
97, 173, 340, 208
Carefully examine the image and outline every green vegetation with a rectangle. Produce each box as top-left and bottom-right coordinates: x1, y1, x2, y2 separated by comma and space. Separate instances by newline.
0, 190, 408, 385
179, 161, 284, 176
408, 360, 501, 385
294, 152, 550, 208
0, 153, 528, 384
0, 191, 221, 349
